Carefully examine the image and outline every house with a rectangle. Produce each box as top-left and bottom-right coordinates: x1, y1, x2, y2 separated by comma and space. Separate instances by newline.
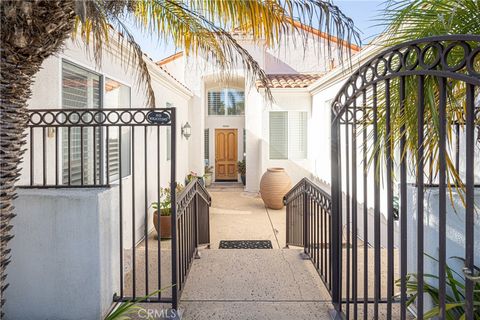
158, 22, 360, 191
7, 24, 361, 319
7, 20, 479, 320
6, 25, 359, 319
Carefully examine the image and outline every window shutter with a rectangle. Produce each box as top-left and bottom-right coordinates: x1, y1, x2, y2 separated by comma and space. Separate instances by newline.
208, 91, 224, 115
288, 112, 308, 159
204, 129, 209, 163
269, 112, 288, 159
62, 62, 101, 185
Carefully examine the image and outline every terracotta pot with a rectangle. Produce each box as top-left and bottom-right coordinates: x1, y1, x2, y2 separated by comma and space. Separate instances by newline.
153, 209, 172, 239
260, 168, 292, 209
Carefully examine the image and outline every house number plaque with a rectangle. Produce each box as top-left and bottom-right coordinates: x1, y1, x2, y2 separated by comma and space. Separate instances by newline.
147, 111, 171, 125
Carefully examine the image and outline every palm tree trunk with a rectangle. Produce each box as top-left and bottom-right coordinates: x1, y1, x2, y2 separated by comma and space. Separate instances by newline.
0, 1, 76, 316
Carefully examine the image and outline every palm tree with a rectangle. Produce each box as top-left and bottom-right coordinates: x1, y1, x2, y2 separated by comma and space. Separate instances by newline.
370, 0, 480, 199
0, 0, 359, 315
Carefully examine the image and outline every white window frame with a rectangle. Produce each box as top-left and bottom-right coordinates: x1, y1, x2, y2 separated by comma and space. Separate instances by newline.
204, 129, 210, 164
104, 77, 132, 181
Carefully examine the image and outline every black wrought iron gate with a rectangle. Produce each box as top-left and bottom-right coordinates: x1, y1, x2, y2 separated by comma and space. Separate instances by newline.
331, 35, 480, 319
286, 35, 480, 320
21, 107, 210, 310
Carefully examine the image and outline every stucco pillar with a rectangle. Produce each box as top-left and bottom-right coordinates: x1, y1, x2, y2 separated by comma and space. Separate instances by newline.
245, 87, 264, 192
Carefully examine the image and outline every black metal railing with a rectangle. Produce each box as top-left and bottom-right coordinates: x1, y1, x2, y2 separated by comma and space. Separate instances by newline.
174, 178, 211, 308
330, 35, 480, 319
284, 178, 332, 294
20, 107, 198, 309
20, 108, 174, 188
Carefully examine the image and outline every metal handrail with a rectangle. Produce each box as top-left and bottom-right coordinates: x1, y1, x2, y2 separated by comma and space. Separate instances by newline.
284, 176, 334, 296
173, 177, 211, 302
284, 178, 331, 205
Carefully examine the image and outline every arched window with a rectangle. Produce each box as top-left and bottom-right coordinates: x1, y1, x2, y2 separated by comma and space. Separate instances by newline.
207, 88, 245, 116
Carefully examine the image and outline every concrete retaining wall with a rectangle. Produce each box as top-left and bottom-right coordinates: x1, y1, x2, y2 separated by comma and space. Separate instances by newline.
5, 187, 120, 320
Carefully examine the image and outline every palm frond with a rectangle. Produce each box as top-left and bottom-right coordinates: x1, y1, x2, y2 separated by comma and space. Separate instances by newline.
365, 0, 480, 206
381, 0, 480, 45
73, 0, 360, 106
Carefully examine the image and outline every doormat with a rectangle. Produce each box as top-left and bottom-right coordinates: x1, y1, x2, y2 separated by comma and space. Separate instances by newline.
219, 240, 273, 249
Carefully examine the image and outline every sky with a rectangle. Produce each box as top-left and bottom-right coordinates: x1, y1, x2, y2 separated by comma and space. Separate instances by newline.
128, 0, 388, 62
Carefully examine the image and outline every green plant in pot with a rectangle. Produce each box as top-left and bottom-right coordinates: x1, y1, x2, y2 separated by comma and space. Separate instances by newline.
238, 160, 246, 186
185, 171, 204, 186
204, 165, 213, 187
151, 184, 184, 239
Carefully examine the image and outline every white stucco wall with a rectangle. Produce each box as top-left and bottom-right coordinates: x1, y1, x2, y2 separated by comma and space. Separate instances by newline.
162, 30, 346, 191
6, 187, 119, 319
308, 43, 395, 246
257, 90, 312, 190
265, 30, 341, 74
159, 54, 186, 84
244, 86, 264, 191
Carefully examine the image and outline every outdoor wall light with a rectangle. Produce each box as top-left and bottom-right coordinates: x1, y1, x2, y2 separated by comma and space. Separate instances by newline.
182, 122, 192, 140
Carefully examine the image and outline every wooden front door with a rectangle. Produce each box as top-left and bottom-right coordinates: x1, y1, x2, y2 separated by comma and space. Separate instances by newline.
215, 129, 238, 181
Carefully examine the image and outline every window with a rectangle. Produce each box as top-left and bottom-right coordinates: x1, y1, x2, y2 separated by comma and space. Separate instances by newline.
61, 61, 132, 184
269, 111, 307, 160
269, 112, 288, 159
204, 129, 209, 164
208, 88, 244, 116
288, 112, 308, 159
104, 78, 131, 181
62, 61, 101, 185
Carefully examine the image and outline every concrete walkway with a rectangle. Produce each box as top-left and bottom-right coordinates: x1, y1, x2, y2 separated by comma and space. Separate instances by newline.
207, 184, 286, 249
123, 186, 409, 319
177, 186, 332, 319
179, 249, 332, 320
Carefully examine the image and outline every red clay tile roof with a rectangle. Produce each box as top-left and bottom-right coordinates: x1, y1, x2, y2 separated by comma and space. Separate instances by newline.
256, 74, 323, 89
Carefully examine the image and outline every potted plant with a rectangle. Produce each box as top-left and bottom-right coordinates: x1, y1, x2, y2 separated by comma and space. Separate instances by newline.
151, 184, 184, 239
204, 166, 213, 187
185, 171, 204, 186
238, 159, 246, 186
